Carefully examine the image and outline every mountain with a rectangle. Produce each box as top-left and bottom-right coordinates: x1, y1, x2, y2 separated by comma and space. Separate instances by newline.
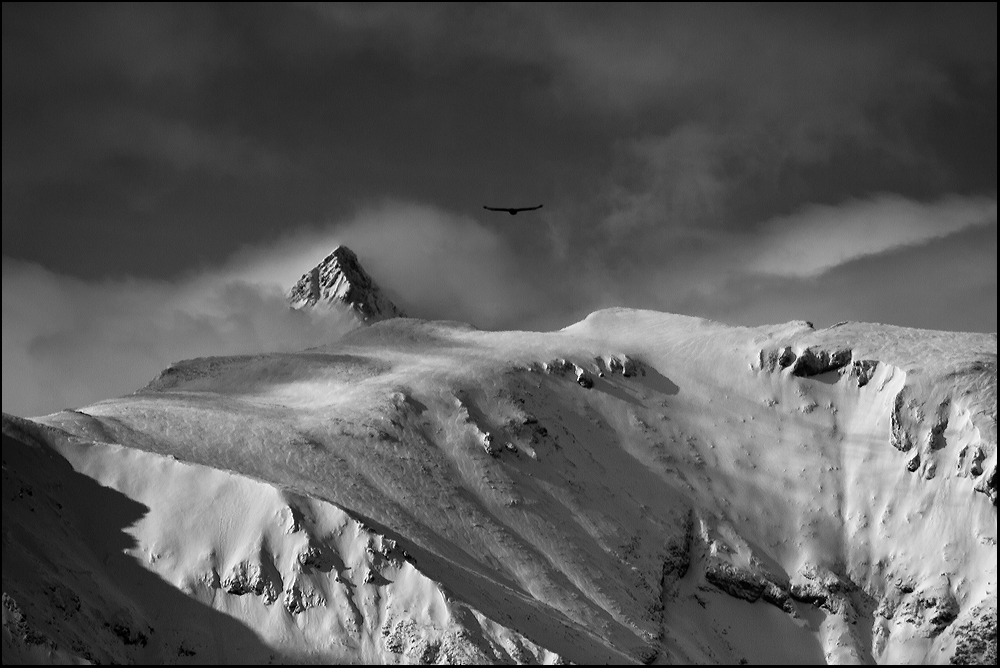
2, 310, 996, 664
288, 245, 406, 324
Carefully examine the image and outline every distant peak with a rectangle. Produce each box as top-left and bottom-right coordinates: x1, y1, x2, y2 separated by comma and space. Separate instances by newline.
288, 246, 405, 324
325, 245, 357, 261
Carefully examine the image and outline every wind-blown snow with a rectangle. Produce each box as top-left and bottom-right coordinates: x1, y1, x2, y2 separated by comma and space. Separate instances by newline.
3, 309, 996, 664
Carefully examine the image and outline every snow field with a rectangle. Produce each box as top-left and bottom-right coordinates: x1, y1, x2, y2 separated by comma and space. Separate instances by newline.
8, 309, 995, 664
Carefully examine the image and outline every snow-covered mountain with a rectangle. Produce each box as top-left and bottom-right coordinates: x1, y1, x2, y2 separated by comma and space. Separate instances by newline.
3, 307, 996, 664
288, 245, 405, 324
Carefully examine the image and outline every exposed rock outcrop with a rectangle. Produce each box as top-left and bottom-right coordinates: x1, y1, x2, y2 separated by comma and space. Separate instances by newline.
289, 245, 405, 323
850, 359, 880, 387
876, 578, 960, 638
950, 603, 997, 665
789, 564, 856, 615
697, 519, 794, 613
222, 556, 282, 605
789, 347, 853, 377
758, 346, 797, 373
891, 390, 919, 453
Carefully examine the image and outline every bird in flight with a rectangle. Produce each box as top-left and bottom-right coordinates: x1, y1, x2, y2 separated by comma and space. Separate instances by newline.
483, 204, 543, 215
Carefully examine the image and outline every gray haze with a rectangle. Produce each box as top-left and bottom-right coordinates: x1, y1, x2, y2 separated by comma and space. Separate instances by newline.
3, 4, 997, 417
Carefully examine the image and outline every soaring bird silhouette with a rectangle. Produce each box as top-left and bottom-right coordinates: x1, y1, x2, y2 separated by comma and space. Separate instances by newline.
483, 204, 543, 215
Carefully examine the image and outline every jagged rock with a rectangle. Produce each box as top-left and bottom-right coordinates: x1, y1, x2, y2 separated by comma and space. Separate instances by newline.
297, 544, 325, 570
759, 346, 797, 373
481, 431, 501, 457
969, 448, 986, 477
883, 580, 961, 637
382, 618, 449, 661
222, 560, 281, 604
789, 564, 853, 614
288, 245, 405, 323
973, 464, 997, 506
705, 562, 765, 602
790, 581, 826, 606
906, 453, 921, 473
891, 391, 916, 452
789, 347, 853, 377
2, 592, 54, 649
950, 605, 997, 665
927, 399, 950, 450
661, 512, 694, 589
382, 619, 411, 654
699, 519, 794, 613
928, 596, 960, 632
607, 355, 642, 377
851, 359, 879, 387
542, 359, 574, 374
380, 538, 398, 559
414, 638, 442, 664
761, 582, 794, 612
574, 365, 594, 388
283, 581, 325, 616
109, 621, 149, 647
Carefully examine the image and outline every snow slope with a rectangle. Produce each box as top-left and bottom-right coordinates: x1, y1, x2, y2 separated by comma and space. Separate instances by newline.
3, 309, 996, 664
2, 415, 557, 665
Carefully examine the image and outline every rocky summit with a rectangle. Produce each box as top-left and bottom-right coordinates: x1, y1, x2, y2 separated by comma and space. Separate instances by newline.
288, 245, 405, 324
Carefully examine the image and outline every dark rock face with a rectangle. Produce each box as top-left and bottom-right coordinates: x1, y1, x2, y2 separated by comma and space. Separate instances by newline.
928, 399, 951, 451
703, 557, 792, 612
759, 346, 882, 389
950, 606, 997, 665
704, 563, 765, 602
758, 346, 855, 377
222, 559, 281, 605
851, 359, 880, 387
288, 246, 405, 323
661, 512, 694, 590
975, 465, 997, 506
761, 582, 792, 611
878, 581, 961, 638
789, 347, 853, 377
891, 391, 917, 453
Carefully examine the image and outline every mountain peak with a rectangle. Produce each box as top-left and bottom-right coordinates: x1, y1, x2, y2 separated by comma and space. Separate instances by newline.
288, 245, 405, 323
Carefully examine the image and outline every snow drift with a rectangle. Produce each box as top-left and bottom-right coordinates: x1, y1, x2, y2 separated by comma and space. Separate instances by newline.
3, 309, 996, 664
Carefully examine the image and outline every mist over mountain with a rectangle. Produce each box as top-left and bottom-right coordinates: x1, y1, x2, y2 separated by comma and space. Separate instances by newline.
4, 5, 996, 663
3, 250, 996, 665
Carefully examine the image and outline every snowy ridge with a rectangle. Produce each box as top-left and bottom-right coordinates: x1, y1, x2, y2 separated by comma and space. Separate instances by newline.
2, 415, 559, 665
288, 245, 405, 324
4, 309, 997, 664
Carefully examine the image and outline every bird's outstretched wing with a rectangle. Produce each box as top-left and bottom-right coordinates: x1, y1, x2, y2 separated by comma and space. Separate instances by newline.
483, 204, 543, 214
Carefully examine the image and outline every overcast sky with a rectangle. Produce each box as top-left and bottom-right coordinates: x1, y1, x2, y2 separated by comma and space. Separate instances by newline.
3, 3, 997, 416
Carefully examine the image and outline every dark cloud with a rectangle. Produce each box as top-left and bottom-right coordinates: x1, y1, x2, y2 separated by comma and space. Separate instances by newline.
2, 5, 996, 415
2, 195, 996, 418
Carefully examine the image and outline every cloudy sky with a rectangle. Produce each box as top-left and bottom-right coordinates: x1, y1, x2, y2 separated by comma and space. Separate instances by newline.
3, 3, 997, 416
